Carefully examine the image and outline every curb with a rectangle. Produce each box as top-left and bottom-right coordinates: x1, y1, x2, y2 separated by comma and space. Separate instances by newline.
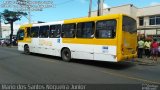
134, 59, 159, 66
0, 46, 17, 48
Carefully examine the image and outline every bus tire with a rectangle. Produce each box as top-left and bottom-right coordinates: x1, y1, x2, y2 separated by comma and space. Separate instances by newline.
61, 48, 71, 62
24, 45, 30, 55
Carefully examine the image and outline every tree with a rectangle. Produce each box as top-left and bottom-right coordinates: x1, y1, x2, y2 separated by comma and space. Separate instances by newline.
1, 9, 27, 46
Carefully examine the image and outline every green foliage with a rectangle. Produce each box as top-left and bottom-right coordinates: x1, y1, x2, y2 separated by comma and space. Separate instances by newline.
1, 9, 27, 45
1, 9, 27, 23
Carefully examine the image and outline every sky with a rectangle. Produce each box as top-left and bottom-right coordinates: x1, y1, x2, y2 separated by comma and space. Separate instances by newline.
0, 0, 160, 24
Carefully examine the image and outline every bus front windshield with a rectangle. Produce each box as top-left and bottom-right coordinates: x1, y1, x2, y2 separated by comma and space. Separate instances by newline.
17, 30, 24, 40
123, 16, 137, 33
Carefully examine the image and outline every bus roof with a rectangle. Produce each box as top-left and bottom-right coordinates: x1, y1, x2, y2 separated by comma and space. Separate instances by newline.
64, 14, 124, 24
20, 14, 128, 28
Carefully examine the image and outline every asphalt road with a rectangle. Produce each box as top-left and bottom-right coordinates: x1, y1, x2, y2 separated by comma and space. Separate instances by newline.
0, 47, 160, 85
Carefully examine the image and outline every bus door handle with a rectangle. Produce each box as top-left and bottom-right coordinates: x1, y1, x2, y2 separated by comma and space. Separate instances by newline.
45, 48, 47, 49
52, 49, 55, 50
72, 51, 75, 52
38, 47, 41, 48
90, 53, 94, 54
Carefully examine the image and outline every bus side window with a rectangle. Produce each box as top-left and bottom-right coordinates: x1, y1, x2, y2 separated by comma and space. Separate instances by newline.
31, 27, 39, 38
62, 24, 76, 38
49, 25, 61, 38
26, 27, 31, 37
77, 22, 95, 38
96, 20, 116, 38
39, 26, 49, 38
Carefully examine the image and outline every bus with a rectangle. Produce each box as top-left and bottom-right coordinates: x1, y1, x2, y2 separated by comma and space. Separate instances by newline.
17, 14, 137, 62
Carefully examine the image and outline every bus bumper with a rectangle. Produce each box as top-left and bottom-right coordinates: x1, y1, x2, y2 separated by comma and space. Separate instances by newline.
117, 54, 137, 62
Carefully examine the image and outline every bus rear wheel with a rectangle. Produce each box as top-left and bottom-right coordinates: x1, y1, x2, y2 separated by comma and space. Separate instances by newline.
24, 45, 30, 55
61, 48, 71, 62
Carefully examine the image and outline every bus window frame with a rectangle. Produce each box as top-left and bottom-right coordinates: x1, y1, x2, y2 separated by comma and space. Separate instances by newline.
39, 25, 49, 38
76, 21, 95, 39
62, 23, 76, 38
31, 26, 39, 38
95, 19, 117, 39
49, 24, 62, 38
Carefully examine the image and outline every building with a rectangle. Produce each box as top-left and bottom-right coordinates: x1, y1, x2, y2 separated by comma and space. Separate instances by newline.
91, 4, 160, 36
0, 24, 20, 39
1, 24, 10, 39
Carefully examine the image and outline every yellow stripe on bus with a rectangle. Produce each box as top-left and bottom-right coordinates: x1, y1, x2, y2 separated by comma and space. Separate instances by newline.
62, 38, 117, 45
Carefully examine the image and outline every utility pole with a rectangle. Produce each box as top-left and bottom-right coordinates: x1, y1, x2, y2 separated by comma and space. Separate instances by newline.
17, 0, 31, 23
88, 0, 92, 17
27, 0, 31, 24
97, 0, 104, 16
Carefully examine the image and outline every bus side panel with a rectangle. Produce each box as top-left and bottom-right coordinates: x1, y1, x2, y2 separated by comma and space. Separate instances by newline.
29, 38, 62, 56
30, 38, 39, 53
61, 43, 94, 60
62, 38, 117, 62
94, 45, 117, 62
60, 43, 117, 62
18, 42, 25, 51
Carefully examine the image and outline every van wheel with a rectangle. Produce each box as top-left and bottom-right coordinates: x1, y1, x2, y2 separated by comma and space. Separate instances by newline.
61, 48, 71, 62
24, 45, 30, 55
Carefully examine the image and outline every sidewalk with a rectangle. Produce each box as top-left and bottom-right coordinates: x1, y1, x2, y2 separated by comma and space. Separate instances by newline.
134, 57, 160, 66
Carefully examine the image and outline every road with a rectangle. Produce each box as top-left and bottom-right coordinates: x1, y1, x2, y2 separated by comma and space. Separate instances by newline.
0, 47, 160, 85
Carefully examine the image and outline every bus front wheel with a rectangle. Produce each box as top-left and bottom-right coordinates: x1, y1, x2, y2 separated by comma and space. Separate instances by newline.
61, 48, 71, 62
24, 45, 30, 55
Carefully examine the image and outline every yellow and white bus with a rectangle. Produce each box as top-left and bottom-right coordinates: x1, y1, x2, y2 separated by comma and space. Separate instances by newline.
17, 14, 137, 62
